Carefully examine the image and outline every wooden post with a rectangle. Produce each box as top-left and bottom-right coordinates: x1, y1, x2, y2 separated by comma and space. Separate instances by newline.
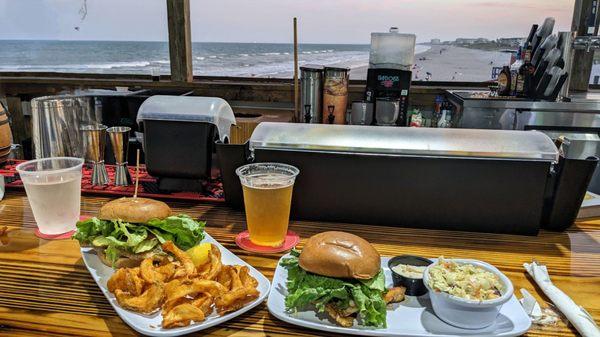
293, 18, 299, 122
166, 0, 193, 82
570, 0, 599, 92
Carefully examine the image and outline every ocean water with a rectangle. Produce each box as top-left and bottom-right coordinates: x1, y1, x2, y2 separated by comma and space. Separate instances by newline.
0, 40, 428, 78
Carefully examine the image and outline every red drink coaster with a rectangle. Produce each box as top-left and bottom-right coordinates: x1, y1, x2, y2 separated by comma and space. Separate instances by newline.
35, 228, 76, 240
235, 230, 299, 253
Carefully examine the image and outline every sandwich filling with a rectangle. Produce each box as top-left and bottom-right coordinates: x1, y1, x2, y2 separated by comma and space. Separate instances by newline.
280, 249, 387, 328
74, 215, 205, 266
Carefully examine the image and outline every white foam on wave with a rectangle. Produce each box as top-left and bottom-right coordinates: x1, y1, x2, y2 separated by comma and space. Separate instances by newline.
0, 60, 152, 70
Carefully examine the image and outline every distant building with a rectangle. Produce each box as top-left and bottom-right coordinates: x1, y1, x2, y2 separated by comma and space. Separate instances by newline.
455, 38, 477, 45
497, 37, 525, 46
475, 38, 490, 43
430, 38, 441, 45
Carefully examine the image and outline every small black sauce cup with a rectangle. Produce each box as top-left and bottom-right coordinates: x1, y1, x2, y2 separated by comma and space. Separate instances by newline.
388, 255, 433, 296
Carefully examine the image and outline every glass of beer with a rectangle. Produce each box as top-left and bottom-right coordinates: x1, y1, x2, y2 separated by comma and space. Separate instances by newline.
16, 157, 84, 235
236, 163, 299, 247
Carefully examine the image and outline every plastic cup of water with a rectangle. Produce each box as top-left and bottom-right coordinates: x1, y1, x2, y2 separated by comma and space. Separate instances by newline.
16, 157, 84, 235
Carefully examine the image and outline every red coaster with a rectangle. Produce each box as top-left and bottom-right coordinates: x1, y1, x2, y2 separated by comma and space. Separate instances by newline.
235, 230, 299, 253
35, 228, 76, 240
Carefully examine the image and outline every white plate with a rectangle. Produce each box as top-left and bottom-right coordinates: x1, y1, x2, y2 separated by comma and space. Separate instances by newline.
81, 233, 270, 337
267, 255, 532, 337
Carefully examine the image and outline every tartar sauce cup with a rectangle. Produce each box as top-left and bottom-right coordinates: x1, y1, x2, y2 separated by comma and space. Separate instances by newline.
388, 255, 432, 296
423, 259, 514, 329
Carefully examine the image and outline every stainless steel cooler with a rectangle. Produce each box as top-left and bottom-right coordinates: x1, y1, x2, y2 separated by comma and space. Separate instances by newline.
228, 122, 596, 235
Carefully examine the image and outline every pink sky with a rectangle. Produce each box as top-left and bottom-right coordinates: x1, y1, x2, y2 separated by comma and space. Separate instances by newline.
0, 0, 575, 43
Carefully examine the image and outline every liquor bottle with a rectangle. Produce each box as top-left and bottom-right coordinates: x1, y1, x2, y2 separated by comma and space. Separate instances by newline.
524, 24, 538, 50
497, 66, 512, 96
509, 47, 522, 96
516, 47, 535, 98
431, 95, 442, 127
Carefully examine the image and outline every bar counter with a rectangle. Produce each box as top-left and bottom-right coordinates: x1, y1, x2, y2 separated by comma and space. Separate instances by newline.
0, 190, 599, 336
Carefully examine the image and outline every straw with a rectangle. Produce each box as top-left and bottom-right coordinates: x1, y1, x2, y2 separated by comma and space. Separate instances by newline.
133, 149, 140, 198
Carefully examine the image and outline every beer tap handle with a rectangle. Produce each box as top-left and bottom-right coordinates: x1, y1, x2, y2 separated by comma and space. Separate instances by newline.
304, 104, 312, 123
327, 105, 335, 124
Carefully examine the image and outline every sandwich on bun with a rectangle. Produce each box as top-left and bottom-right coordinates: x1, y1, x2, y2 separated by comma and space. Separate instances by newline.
281, 231, 404, 328
74, 197, 205, 268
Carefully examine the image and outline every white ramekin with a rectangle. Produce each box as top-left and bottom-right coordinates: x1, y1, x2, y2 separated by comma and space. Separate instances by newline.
423, 259, 514, 329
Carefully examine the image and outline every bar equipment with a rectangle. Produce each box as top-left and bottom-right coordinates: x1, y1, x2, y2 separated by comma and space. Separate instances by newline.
31, 96, 102, 159
299, 65, 323, 123
366, 27, 415, 126
322, 67, 349, 124
350, 101, 374, 125
81, 124, 109, 186
107, 126, 132, 186
219, 122, 596, 235
375, 98, 400, 126
137, 96, 236, 192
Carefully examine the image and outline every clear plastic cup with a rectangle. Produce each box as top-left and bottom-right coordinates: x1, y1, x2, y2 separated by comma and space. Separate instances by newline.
236, 163, 299, 247
16, 157, 84, 235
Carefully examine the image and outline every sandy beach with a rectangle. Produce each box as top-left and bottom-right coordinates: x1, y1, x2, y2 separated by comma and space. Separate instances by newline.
349, 45, 511, 81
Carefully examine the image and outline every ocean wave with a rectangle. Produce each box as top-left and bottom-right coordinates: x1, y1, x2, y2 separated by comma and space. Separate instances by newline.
0, 61, 152, 70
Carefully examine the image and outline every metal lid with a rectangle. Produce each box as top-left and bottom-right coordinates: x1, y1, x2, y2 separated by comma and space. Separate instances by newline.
137, 95, 236, 142
300, 64, 324, 72
249, 122, 559, 162
323, 66, 350, 72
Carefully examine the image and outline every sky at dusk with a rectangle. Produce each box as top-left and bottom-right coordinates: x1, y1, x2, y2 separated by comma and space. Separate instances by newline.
0, 0, 575, 44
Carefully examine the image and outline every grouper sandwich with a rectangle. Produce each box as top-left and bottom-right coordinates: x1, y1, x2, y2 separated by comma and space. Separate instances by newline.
280, 231, 405, 328
73, 197, 205, 268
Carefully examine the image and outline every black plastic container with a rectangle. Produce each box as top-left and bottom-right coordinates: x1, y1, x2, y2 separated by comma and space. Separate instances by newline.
143, 120, 217, 191
388, 255, 433, 297
215, 141, 250, 208
136, 96, 236, 193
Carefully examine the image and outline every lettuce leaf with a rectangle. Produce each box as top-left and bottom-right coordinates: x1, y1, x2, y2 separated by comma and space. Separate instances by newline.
146, 215, 205, 250
280, 252, 387, 328
73, 214, 205, 266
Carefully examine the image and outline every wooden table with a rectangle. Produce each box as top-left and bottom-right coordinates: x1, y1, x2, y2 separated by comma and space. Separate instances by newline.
0, 190, 598, 336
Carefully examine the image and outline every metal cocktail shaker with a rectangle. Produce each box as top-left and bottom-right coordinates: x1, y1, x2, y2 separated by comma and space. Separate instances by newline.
107, 126, 132, 186
299, 65, 323, 123
81, 124, 109, 186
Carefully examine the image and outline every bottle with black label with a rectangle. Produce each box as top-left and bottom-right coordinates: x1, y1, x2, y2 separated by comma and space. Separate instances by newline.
497, 66, 512, 96
516, 47, 535, 98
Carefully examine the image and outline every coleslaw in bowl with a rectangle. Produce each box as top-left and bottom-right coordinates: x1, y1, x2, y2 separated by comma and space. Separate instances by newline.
423, 258, 514, 329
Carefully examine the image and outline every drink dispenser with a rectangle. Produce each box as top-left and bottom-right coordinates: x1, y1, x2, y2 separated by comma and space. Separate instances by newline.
299, 65, 323, 123
366, 28, 416, 126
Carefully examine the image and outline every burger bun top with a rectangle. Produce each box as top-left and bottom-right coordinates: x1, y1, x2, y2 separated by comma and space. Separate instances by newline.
98, 197, 171, 223
299, 231, 381, 279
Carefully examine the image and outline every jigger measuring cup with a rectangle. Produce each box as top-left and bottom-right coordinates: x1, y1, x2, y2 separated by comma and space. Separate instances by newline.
81, 124, 109, 186
107, 126, 132, 186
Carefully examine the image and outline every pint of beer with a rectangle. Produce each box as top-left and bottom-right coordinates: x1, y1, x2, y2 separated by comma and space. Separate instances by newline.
236, 163, 299, 247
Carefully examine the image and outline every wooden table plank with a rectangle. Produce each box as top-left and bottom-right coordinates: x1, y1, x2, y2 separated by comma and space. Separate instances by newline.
1, 190, 598, 336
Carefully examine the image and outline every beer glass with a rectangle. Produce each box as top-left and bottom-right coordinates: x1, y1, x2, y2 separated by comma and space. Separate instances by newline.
16, 157, 84, 235
236, 163, 299, 247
